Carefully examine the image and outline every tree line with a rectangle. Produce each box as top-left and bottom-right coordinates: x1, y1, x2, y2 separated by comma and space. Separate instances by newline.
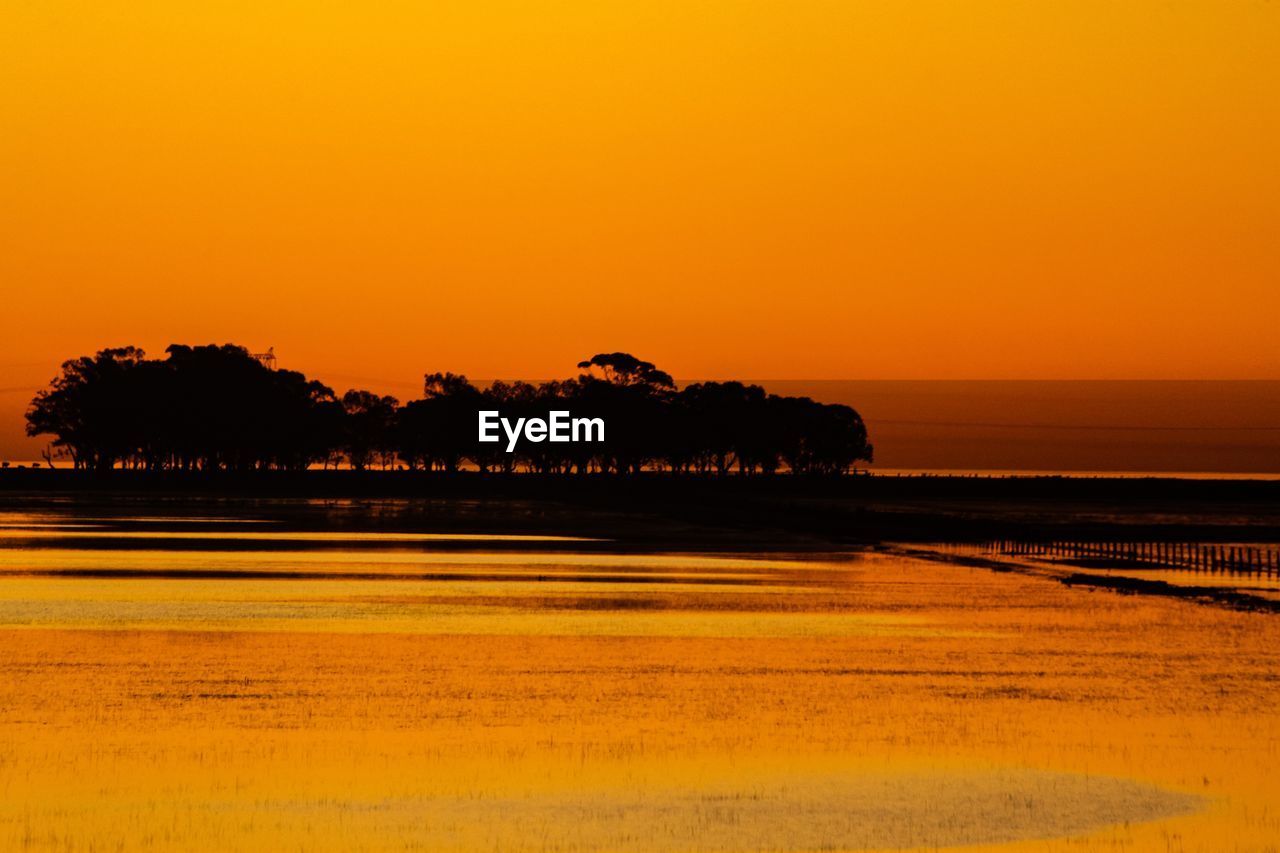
26, 345, 873, 475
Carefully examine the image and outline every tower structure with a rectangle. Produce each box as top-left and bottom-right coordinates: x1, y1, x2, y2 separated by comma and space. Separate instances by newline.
251, 347, 277, 370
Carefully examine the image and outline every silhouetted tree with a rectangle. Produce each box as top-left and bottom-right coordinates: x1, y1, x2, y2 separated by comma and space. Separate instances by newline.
26, 347, 147, 472
396, 373, 484, 472
576, 353, 675, 391
770, 395, 873, 475
342, 390, 399, 471
574, 354, 675, 474
678, 381, 768, 475
27, 345, 873, 477
27, 344, 340, 473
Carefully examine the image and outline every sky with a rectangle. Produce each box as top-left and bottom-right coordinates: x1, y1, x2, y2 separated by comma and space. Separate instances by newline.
1, 1, 1278, 461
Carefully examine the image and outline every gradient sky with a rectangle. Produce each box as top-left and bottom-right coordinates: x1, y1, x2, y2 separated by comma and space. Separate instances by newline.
2, 2, 1278, 458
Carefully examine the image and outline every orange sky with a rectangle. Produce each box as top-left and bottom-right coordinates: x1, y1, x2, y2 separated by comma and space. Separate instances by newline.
2, 1, 1279, 459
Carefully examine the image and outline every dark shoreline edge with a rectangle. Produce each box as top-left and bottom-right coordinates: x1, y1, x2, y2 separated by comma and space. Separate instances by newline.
3, 467, 1278, 494
2, 469, 1277, 548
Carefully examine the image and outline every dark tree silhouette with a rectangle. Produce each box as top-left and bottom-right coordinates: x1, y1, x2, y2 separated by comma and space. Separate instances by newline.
678, 381, 766, 475
342, 390, 399, 471
396, 373, 485, 472
26, 346, 872, 476
576, 353, 675, 390
26, 347, 148, 472
770, 395, 873, 475
27, 344, 341, 473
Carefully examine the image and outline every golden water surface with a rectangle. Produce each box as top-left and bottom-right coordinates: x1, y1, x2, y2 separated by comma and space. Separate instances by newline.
0, 509, 1276, 851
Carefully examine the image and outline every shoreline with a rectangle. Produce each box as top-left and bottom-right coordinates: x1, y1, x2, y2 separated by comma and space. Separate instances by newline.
3, 470, 1278, 549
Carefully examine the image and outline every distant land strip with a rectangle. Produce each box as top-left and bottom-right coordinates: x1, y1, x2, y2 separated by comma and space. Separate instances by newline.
874, 419, 1280, 431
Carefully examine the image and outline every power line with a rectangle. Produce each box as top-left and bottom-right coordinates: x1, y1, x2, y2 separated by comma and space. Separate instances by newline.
870, 419, 1280, 431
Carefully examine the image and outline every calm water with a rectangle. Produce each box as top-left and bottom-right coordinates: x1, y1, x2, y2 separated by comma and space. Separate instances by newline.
1, 500, 1278, 851
0, 507, 879, 635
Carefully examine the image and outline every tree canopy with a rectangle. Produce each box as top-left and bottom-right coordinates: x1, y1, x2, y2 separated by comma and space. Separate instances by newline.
27, 345, 872, 475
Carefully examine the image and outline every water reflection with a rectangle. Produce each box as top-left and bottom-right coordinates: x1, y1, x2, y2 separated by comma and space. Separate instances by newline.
0, 508, 898, 636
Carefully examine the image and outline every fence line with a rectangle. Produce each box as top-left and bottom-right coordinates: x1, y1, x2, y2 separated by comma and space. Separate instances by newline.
937, 540, 1280, 577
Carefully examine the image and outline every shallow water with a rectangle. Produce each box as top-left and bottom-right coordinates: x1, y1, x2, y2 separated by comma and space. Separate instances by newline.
0, 503, 1276, 851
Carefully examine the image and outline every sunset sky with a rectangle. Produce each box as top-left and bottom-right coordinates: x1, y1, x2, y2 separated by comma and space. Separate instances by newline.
2, 1, 1278, 459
